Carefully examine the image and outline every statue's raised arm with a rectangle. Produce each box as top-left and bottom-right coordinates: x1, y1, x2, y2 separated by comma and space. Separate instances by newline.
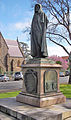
31, 4, 49, 58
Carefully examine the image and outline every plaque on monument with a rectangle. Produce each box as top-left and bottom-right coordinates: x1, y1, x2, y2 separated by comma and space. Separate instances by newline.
44, 70, 57, 93
24, 69, 38, 94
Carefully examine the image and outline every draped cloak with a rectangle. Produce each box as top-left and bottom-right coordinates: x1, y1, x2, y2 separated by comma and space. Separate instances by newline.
31, 4, 49, 58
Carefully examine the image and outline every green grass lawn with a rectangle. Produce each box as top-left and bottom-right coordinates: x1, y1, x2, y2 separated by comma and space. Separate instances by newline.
0, 84, 71, 99
60, 84, 71, 98
0, 91, 21, 99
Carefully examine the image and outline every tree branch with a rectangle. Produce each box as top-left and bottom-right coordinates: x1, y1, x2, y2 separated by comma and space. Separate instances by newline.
48, 0, 67, 26
47, 32, 71, 45
47, 37, 69, 55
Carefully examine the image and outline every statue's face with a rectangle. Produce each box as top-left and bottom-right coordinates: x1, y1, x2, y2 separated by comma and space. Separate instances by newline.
35, 4, 40, 13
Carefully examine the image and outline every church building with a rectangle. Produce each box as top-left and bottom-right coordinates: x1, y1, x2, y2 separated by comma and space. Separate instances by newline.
0, 32, 25, 74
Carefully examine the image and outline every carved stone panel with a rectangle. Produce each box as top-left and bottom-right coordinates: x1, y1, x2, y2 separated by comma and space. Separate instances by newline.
44, 70, 57, 93
24, 69, 38, 94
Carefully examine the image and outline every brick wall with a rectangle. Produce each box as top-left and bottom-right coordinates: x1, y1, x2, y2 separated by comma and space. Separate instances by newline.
8, 56, 25, 72
0, 33, 8, 73
0, 32, 25, 74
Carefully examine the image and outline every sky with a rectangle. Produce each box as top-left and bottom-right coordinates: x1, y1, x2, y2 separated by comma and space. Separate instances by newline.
0, 0, 70, 56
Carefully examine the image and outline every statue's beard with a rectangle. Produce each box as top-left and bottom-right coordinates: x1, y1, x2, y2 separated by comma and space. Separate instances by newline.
35, 9, 41, 14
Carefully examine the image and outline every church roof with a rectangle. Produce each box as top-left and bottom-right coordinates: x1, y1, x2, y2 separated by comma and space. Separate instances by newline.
5, 39, 23, 57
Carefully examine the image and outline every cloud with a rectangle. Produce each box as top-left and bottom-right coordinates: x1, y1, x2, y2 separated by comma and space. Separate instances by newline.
15, 22, 31, 30
13, 11, 33, 31
0, 21, 31, 42
48, 46, 71, 56
15, 22, 25, 30
0, 21, 31, 32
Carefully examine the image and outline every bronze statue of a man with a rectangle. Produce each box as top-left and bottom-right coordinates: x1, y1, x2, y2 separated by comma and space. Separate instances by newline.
31, 4, 49, 58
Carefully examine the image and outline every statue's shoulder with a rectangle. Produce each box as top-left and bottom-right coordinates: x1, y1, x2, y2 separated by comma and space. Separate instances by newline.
40, 11, 45, 18
41, 12, 47, 19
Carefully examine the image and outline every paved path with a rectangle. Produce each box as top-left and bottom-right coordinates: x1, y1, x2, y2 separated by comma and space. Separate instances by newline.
0, 80, 23, 93
0, 98, 71, 120
0, 76, 69, 93
59, 76, 69, 84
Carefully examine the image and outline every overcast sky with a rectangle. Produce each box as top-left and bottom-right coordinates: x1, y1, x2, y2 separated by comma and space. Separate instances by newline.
0, 0, 70, 56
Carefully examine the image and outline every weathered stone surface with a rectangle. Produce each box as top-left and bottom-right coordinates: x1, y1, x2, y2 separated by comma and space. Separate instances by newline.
6, 108, 17, 118
16, 93, 66, 107
0, 97, 71, 120
0, 106, 7, 113
26, 58, 56, 64
16, 112, 23, 120
18, 58, 64, 107
0, 111, 17, 120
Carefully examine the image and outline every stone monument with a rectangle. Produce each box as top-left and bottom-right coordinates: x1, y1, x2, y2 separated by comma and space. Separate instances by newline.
16, 4, 66, 107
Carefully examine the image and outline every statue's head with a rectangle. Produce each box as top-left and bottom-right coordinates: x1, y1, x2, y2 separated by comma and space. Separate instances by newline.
35, 4, 42, 13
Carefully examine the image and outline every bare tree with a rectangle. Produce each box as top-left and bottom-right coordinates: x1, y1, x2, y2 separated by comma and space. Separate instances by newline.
19, 42, 31, 62
32, 0, 71, 83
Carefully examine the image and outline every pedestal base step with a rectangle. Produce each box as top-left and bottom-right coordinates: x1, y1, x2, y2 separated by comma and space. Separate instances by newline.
16, 92, 66, 107
0, 97, 71, 120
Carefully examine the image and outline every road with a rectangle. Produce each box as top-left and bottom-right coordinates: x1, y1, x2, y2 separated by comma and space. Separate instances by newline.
0, 80, 23, 93
59, 76, 69, 84
0, 76, 69, 93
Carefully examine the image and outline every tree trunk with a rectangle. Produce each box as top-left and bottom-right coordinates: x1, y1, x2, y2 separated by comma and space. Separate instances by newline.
68, 61, 71, 84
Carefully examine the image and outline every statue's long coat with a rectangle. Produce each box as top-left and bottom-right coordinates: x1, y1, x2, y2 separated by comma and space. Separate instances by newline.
31, 5, 48, 58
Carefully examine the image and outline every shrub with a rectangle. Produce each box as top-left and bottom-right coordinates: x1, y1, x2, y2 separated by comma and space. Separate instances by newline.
48, 55, 68, 70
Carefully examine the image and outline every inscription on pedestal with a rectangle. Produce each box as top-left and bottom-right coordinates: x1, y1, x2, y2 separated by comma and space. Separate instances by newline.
24, 69, 38, 94
44, 70, 57, 93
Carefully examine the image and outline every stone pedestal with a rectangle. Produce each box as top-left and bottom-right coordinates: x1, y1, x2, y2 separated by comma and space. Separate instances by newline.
16, 58, 66, 107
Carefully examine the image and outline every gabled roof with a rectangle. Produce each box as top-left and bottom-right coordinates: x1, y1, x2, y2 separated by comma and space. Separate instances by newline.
5, 39, 23, 57
0, 32, 8, 49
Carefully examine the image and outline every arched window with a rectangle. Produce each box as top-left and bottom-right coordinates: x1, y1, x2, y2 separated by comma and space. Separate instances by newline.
11, 59, 14, 71
0, 67, 2, 74
22, 60, 25, 65
17, 60, 20, 67
0, 66, 3, 74
4, 54, 7, 67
